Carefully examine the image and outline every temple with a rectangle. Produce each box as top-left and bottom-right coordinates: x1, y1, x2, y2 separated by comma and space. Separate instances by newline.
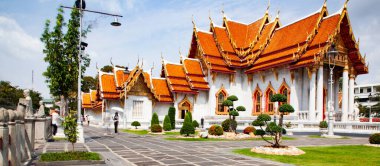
82, 1, 368, 129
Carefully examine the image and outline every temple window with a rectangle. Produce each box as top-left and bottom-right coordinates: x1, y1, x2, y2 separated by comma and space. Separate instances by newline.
265, 87, 275, 114
132, 100, 143, 118
178, 97, 192, 119
253, 89, 262, 115
215, 88, 228, 115
279, 80, 291, 106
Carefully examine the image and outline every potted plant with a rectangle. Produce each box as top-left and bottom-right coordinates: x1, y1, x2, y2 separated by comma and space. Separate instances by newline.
319, 121, 328, 136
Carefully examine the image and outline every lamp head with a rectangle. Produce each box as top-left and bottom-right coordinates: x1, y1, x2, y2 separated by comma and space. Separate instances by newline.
111, 17, 122, 27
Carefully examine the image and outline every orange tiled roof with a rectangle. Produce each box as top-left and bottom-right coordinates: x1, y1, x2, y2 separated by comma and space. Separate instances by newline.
82, 93, 92, 109
99, 73, 119, 99
114, 67, 130, 88
182, 58, 209, 90
224, 17, 265, 49
152, 78, 173, 102
164, 62, 197, 93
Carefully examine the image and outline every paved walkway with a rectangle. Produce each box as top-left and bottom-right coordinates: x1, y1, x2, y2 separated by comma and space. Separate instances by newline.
34, 126, 369, 166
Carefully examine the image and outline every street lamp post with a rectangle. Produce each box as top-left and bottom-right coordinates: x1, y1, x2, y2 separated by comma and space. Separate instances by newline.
368, 93, 372, 123
327, 43, 338, 136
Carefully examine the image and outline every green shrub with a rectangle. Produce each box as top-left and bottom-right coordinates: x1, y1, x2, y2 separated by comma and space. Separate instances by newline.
229, 110, 239, 117
254, 129, 266, 136
151, 124, 162, 133
279, 104, 295, 113
243, 126, 256, 134
221, 119, 237, 132
163, 115, 172, 131
192, 120, 199, 128
265, 122, 282, 133
252, 119, 265, 126
208, 125, 223, 136
257, 114, 271, 122
369, 133, 380, 144
227, 95, 238, 101
188, 111, 193, 122
285, 122, 292, 128
180, 112, 195, 136
319, 121, 328, 128
62, 112, 78, 151
270, 94, 287, 102
131, 121, 141, 129
236, 106, 246, 111
222, 100, 233, 107
151, 112, 159, 128
168, 107, 176, 129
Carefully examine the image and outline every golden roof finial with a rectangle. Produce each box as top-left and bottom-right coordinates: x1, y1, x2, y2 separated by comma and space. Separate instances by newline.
110, 57, 114, 66
221, 3, 226, 18
276, 10, 280, 19
266, 0, 270, 14
323, 0, 327, 7
141, 57, 144, 68
95, 62, 98, 70
150, 62, 155, 76
208, 10, 213, 24
161, 52, 164, 64
344, 0, 349, 9
192, 15, 196, 30
136, 55, 140, 67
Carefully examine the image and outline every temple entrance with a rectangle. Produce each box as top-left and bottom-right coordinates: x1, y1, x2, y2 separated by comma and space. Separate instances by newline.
178, 97, 192, 119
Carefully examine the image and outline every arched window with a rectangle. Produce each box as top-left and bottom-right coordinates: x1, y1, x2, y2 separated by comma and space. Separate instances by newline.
215, 87, 228, 115
278, 80, 291, 105
178, 97, 192, 119
252, 85, 262, 115
265, 83, 275, 114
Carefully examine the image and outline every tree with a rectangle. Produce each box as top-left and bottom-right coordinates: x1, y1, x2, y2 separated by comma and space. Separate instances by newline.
151, 112, 159, 128
62, 112, 78, 151
168, 107, 176, 129
131, 121, 141, 129
180, 112, 195, 136
81, 76, 97, 92
163, 115, 172, 131
41, 6, 90, 116
192, 120, 199, 128
101, 65, 113, 73
253, 94, 294, 148
222, 95, 246, 132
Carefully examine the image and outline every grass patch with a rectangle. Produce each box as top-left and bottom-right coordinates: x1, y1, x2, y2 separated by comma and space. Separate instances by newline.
122, 129, 149, 135
164, 131, 199, 136
165, 136, 295, 141
40, 152, 101, 162
308, 135, 350, 139
53, 137, 67, 141
233, 145, 380, 166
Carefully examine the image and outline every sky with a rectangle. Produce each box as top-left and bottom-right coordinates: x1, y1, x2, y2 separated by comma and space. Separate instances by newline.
0, 0, 379, 99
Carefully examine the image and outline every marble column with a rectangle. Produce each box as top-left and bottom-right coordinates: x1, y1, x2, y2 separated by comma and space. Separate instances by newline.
348, 73, 355, 121
341, 65, 349, 122
7, 110, 19, 166
316, 64, 324, 121
309, 68, 317, 121
334, 76, 340, 114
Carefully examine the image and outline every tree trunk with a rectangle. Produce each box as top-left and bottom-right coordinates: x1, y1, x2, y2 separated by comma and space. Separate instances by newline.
72, 143, 74, 152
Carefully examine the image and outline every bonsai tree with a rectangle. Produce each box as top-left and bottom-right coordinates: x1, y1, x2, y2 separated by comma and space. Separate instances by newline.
163, 115, 172, 131
62, 111, 78, 151
192, 120, 199, 128
319, 121, 328, 128
253, 94, 294, 148
131, 121, 141, 129
222, 95, 246, 132
151, 112, 159, 128
168, 107, 176, 129
180, 112, 195, 136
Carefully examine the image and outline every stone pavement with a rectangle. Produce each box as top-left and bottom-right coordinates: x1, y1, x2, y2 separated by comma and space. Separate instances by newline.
33, 126, 369, 166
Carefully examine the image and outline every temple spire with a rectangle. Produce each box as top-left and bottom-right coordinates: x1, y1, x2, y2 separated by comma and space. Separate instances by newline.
110, 57, 114, 66
344, 0, 349, 9
161, 52, 164, 64
266, 0, 270, 14
150, 62, 155, 76
192, 15, 197, 30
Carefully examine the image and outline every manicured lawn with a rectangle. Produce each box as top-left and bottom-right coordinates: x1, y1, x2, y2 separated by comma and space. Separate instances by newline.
164, 131, 199, 136
308, 135, 350, 139
122, 129, 149, 135
233, 145, 380, 166
40, 152, 101, 161
165, 136, 295, 141
53, 136, 67, 141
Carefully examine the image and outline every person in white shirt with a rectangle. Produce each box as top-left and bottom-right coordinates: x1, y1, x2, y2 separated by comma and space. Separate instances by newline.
52, 110, 60, 136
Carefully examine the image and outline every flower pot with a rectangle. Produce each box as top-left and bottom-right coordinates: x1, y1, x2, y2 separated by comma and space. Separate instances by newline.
320, 128, 328, 136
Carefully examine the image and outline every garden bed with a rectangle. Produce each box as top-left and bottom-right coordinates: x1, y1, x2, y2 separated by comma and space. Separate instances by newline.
234, 145, 380, 166
251, 146, 305, 155
122, 129, 148, 135
37, 152, 104, 166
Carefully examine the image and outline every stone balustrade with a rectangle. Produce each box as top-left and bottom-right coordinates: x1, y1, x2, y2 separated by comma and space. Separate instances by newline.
0, 107, 52, 166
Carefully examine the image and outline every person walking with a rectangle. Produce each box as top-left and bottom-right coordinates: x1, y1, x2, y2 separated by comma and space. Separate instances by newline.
113, 112, 119, 134
86, 115, 90, 126
52, 109, 60, 136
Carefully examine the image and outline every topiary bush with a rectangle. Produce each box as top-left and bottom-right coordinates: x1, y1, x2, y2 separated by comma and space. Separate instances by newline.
270, 94, 287, 102
151, 112, 159, 128
369, 133, 380, 144
131, 121, 141, 129
192, 120, 199, 128
221, 119, 237, 132
163, 115, 172, 131
243, 126, 256, 134
180, 112, 195, 136
208, 125, 223, 136
168, 107, 176, 129
151, 124, 162, 133
319, 121, 328, 128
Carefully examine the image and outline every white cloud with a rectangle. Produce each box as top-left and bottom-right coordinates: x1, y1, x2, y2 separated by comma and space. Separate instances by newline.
0, 16, 43, 60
